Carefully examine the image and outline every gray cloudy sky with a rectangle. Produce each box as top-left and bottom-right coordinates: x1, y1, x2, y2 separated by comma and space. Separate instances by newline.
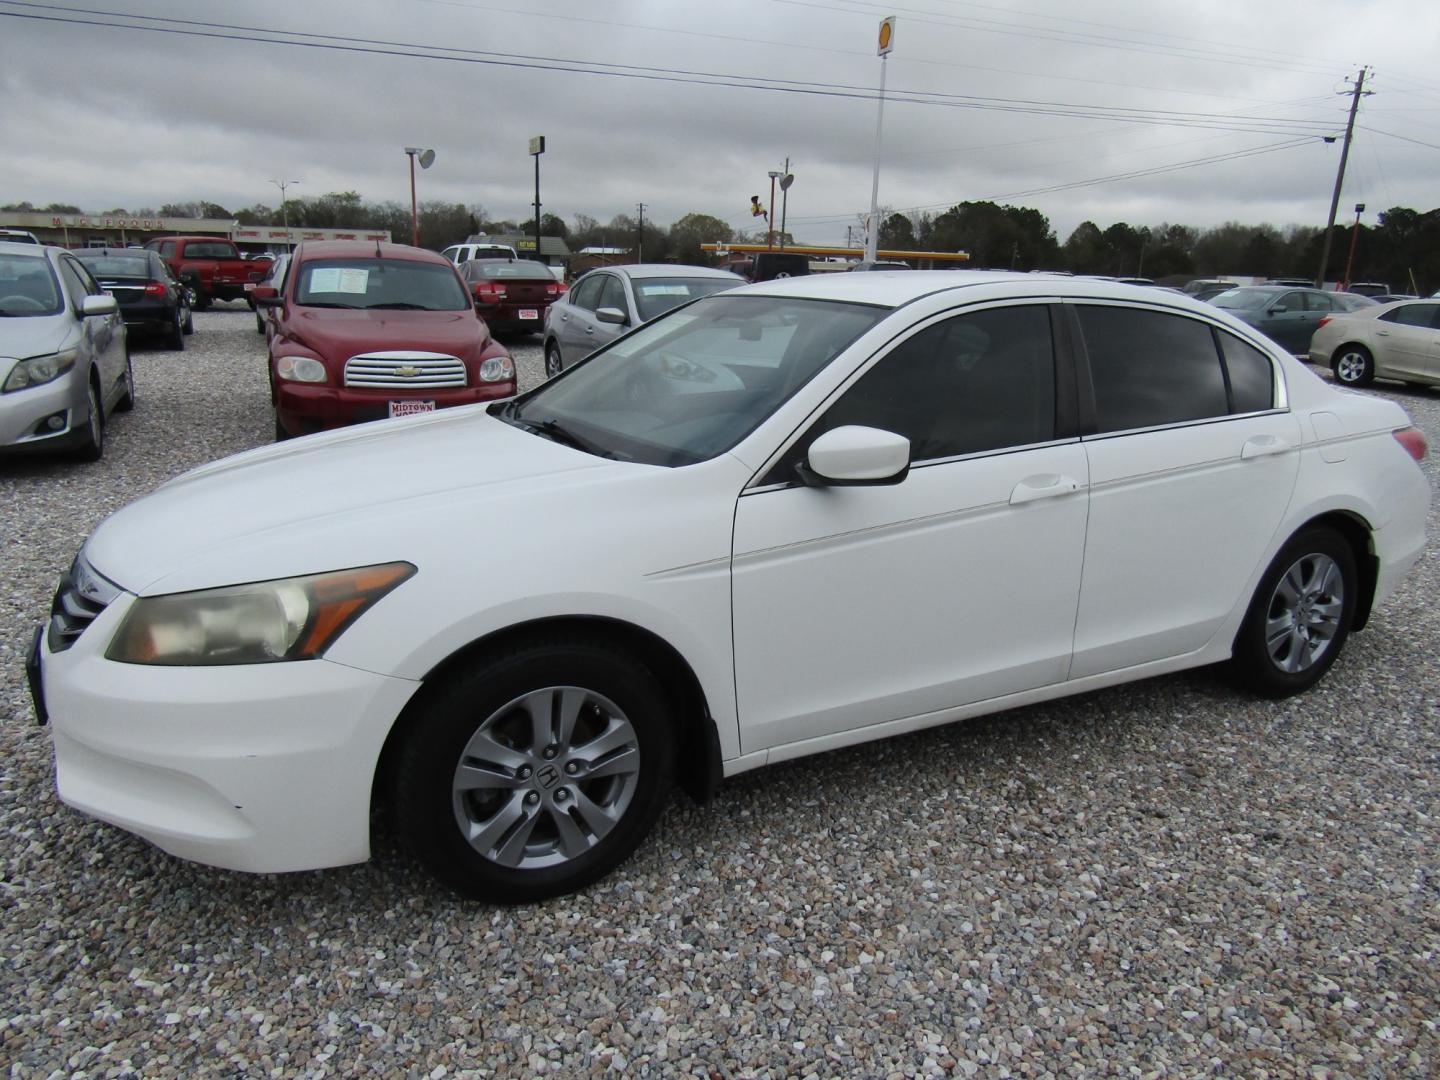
3, 0, 1437, 245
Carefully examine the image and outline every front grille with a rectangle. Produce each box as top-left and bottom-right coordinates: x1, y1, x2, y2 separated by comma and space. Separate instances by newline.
47, 554, 122, 652
344, 351, 467, 389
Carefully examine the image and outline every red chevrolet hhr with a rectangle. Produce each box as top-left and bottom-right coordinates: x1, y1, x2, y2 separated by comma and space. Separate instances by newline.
253, 241, 516, 439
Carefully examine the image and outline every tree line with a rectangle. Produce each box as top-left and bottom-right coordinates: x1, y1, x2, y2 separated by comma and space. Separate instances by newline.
7, 195, 1435, 291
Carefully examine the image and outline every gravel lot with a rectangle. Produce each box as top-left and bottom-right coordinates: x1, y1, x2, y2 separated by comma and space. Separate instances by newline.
2, 307, 1437, 1078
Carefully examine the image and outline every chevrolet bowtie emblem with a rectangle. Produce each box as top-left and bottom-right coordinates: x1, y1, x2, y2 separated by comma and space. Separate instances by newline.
395, 365, 422, 377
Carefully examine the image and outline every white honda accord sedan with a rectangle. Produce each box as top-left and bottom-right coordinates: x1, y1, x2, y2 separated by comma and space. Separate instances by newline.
30, 272, 1431, 902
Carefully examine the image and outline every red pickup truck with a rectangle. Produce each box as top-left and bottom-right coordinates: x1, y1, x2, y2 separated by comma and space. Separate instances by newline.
144, 236, 267, 309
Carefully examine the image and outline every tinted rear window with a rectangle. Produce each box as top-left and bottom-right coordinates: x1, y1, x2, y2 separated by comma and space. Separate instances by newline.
76, 254, 153, 277
1078, 306, 1229, 432
466, 260, 553, 280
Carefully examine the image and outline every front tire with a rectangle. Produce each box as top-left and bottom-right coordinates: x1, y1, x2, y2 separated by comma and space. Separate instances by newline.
115, 352, 136, 413
390, 638, 675, 903
1231, 527, 1357, 698
1332, 345, 1374, 387
72, 378, 105, 462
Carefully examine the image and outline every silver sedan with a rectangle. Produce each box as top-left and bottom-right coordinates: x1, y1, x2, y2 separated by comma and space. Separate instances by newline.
542, 263, 744, 377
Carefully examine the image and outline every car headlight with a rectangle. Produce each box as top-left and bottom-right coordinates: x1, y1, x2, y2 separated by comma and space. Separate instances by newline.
479, 355, 514, 383
275, 355, 328, 383
106, 562, 415, 666
3, 349, 78, 393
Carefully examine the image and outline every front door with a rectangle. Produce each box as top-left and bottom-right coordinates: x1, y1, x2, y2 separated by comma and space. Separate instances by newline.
1376, 303, 1440, 379
731, 303, 1089, 753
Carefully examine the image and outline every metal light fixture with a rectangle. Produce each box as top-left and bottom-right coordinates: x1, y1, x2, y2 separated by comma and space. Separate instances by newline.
269, 179, 300, 249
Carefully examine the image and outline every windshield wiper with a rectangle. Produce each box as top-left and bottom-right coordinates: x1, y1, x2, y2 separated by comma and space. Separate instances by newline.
506, 412, 615, 459
302, 301, 359, 309
365, 302, 434, 310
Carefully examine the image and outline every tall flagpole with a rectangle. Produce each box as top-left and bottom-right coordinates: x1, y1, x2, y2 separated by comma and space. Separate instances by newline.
864, 17, 896, 263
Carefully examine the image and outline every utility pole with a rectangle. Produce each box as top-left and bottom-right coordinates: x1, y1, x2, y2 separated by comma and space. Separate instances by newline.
1316, 68, 1369, 288
636, 203, 646, 262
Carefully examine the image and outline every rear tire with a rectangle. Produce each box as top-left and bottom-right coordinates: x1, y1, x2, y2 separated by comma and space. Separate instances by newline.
1231, 527, 1356, 698
168, 308, 185, 350
389, 638, 675, 903
1331, 345, 1374, 387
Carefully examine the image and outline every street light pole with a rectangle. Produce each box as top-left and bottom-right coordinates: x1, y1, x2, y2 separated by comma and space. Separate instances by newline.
269, 178, 299, 249
1316, 68, 1368, 288
766, 171, 780, 250
1341, 203, 1366, 291
865, 17, 896, 263
530, 135, 546, 263
403, 146, 435, 247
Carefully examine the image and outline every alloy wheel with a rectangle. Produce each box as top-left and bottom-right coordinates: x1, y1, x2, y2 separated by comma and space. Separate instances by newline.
1264, 553, 1344, 673
451, 685, 641, 870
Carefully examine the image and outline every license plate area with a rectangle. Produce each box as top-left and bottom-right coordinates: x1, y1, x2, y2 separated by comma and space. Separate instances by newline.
518, 309, 539, 320
388, 400, 436, 418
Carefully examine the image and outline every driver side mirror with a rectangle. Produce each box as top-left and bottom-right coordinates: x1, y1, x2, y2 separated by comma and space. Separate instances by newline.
596, 306, 629, 327
251, 286, 281, 307
796, 425, 911, 487
1267, 304, 1288, 315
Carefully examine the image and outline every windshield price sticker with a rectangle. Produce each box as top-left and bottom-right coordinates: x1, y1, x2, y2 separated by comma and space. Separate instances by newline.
309, 268, 370, 294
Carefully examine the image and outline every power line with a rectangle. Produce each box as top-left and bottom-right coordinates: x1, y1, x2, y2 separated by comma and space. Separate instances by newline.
0, 4, 1341, 140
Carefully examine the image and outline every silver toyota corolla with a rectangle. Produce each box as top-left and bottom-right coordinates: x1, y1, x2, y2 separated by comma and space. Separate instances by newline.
0, 241, 131, 461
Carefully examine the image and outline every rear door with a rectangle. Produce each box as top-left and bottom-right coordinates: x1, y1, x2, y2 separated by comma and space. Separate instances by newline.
1068, 304, 1300, 677
1374, 303, 1440, 379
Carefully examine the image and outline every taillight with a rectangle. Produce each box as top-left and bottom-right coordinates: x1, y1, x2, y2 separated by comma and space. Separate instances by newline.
1394, 427, 1428, 462
472, 281, 506, 300
143, 283, 167, 297
545, 282, 559, 296
1317, 316, 1332, 329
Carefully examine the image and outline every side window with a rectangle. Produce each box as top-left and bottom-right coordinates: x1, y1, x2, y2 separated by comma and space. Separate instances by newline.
799, 305, 1057, 467
159, 241, 176, 258
1381, 304, 1439, 329
1218, 332, 1275, 414
570, 274, 605, 311
598, 274, 628, 313
1273, 291, 1302, 312
1078, 306, 1228, 433
57, 258, 95, 306
1305, 292, 1335, 312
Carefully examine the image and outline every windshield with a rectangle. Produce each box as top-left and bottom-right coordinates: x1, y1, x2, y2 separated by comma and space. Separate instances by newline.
295, 258, 470, 310
501, 294, 888, 466
1210, 288, 1273, 310
0, 254, 63, 316
77, 254, 153, 278
632, 276, 743, 321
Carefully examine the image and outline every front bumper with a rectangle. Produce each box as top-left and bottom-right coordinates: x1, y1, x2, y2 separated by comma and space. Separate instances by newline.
275, 381, 514, 436
38, 591, 421, 873
0, 369, 89, 452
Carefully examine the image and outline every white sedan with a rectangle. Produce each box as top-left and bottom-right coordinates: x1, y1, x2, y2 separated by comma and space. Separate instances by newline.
1308, 297, 1440, 388
31, 272, 1431, 901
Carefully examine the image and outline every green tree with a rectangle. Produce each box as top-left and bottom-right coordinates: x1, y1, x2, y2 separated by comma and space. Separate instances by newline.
668, 213, 733, 263
879, 212, 915, 249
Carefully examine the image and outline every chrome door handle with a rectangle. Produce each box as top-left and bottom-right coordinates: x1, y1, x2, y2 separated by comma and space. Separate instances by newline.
1241, 434, 1290, 459
1010, 473, 1082, 505
584, 327, 595, 335
1376, 330, 1390, 336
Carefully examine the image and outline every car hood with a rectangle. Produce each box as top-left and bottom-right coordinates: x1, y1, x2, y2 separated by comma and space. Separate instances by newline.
85, 407, 627, 594
0, 312, 73, 360
287, 307, 489, 357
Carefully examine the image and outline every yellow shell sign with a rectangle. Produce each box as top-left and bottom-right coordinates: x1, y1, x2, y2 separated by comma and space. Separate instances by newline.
877, 16, 895, 56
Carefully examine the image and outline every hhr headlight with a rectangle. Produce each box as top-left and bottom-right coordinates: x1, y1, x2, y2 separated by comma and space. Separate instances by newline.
107, 562, 415, 666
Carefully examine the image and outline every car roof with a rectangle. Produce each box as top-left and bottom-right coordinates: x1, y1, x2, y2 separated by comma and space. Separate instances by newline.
0, 240, 52, 259
606, 264, 745, 281
737, 268, 1234, 310
297, 240, 450, 264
